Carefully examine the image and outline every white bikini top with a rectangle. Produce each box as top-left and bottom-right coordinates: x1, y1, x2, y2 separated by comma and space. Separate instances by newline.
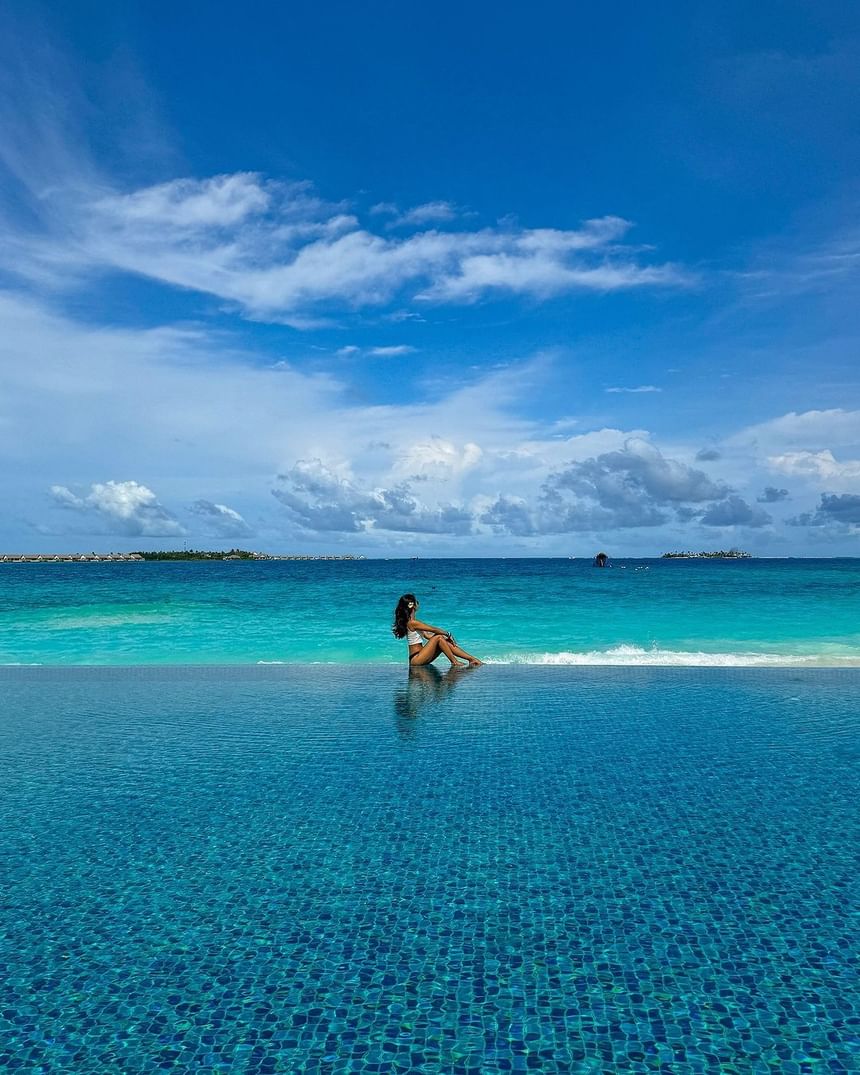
406, 628, 423, 646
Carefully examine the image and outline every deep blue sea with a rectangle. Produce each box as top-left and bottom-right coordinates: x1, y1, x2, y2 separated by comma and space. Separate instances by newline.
1, 666, 857, 1073
2, 557, 859, 665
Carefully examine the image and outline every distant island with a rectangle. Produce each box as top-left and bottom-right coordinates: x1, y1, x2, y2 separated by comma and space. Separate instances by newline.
133, 549, 366, 561
0, 549, 366, 563
662, 549, 751, 559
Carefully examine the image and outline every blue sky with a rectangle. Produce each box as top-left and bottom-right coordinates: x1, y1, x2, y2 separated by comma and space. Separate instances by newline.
1, 0, 859, 554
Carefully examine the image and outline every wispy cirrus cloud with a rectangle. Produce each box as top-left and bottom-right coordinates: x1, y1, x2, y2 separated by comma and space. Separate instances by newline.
335, 343, 417, 357
0, 91, 691, 327
605, 385, 662, 394
371, 199, 463, 228
368, 344, 417, 357
0, 28, 690, 329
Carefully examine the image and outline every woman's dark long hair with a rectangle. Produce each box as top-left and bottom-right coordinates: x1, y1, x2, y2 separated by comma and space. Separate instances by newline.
392, 593, 417, 638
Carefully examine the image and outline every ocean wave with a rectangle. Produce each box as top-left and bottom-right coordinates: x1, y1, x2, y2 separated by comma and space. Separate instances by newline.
485, 645, 860, 667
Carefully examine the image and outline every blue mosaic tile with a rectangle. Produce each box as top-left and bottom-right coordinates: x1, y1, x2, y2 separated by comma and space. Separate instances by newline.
0, 666, 857, 1072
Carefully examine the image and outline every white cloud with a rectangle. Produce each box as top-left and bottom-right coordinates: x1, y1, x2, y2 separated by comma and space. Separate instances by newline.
0, 111, 690, 323
0, 290, 545, 548
767, 449, 860, 482
368, 344, 417, 356
605, 385, 662, 394
93, 173, 271, 229
272, 459, 473, 535
417, 219, 686, 303
554, 438, 728, 503
481, 439, 736, 536
731, 408, 860, 451
334, 343, 417, 358
49, 480, 185, 536
0, 56, 689, 325
374, 200, 462, 228
393, 439, 483, 479
1, 287, 855, 554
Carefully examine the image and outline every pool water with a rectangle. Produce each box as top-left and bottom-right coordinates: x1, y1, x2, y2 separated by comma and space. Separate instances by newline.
1, 667, 857, 1073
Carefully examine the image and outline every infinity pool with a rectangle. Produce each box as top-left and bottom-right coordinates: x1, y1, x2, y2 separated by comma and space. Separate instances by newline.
1, 667, 857, 1073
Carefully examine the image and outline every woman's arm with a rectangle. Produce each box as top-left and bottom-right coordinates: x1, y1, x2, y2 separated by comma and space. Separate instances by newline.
408, 617, 450, 637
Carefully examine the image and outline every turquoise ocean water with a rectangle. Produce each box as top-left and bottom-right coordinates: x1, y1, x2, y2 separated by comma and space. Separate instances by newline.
2, 557, 859, 665
4, 567, 859, 1071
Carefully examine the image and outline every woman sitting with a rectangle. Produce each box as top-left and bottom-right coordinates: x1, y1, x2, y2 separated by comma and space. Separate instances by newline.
392, 593, 482, 667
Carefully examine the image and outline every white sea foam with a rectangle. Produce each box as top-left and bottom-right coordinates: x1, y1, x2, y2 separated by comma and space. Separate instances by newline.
485, 645, 860, 667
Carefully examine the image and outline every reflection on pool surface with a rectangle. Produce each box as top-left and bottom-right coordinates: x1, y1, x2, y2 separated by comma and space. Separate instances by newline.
1, 667, 857, 1073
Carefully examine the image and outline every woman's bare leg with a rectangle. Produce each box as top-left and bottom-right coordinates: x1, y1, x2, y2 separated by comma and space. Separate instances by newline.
437, 637, 460, 666
448, 641, 482, 666
409, 636, 444, 667
411, 636, 476, 668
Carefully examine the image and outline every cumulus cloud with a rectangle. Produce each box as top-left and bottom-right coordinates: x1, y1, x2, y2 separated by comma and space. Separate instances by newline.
482, 439, 732, 535
757, 485, 789, 503
4, 281, 852, 552
393, 439, 483, 479
551, 439, 728, 504
695, 447, 721, 461
768, 449, 860, 482
818, 492, 860, 524
480, 495, 538, 537
272, 459, 473, 535
188, 499, 253, 538
48, 480, 185, 536
789, 492, 860, 528
700, 496, 771, 528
